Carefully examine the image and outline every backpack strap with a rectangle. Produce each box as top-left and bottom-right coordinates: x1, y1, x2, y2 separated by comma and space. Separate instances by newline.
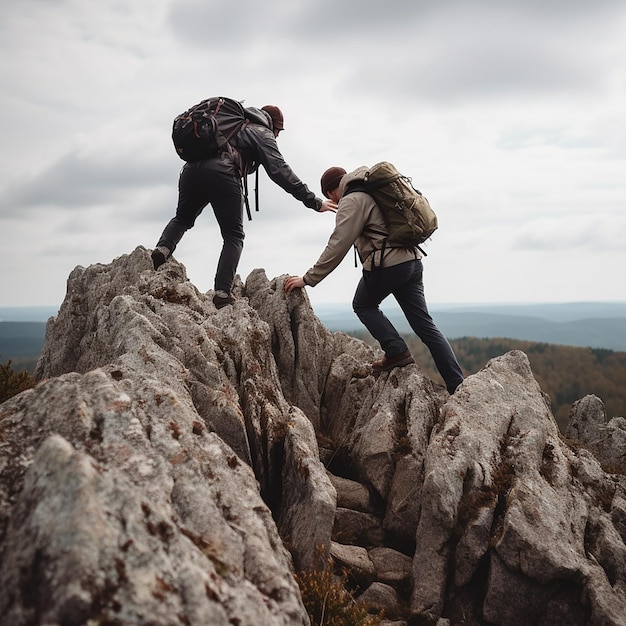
345, 182, 427, 263
213, 99, 251, 151
244, 169, 260, 221
345, 182, 372, 267
238, 152, 260, 222
223, 118, 250, 146
242, 176, 252, 221
343, 181, 369, 196
345, 183, 389, 268
255, 168, 259, 216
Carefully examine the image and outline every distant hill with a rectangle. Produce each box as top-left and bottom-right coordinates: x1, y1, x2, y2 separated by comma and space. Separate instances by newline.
2, 302, 626, 366
425, 301, 626, 322
0, 322, 47, 358
314, 301, 626, 351
0, 306, 58, 322
0, 307, 55, 371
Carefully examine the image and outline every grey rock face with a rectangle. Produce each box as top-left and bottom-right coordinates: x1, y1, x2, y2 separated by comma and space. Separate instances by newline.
3, 251, 313, 625
566, 394, 626, 473
1, 247, 625, 626
328, 472, 377, 514
279, 407, 337, 571
410, 352, 626, 625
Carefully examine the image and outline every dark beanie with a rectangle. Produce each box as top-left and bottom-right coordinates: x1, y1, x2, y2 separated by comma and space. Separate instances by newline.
261, 105, 284, 130
320, 166, 347, 198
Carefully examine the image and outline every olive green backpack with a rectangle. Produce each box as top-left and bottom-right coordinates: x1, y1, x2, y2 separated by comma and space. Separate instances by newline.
345, 161, 438, 255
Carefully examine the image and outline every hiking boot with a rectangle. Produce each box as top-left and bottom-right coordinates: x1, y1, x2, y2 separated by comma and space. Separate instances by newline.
213, 290, 235, 309
372, 349, 415, 372
151, 246, 171, 270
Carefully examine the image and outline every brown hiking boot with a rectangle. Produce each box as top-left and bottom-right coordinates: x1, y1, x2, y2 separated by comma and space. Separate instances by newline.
212, 291, 235, 309
151, 246, 171, 270
372, 349, 415, 372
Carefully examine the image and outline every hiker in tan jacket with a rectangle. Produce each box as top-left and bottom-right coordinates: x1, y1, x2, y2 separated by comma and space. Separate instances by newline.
285, 166, 464, 394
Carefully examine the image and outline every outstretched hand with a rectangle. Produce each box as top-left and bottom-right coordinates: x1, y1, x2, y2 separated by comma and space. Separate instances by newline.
284, 276, 305, 293
319, 200, 338, 213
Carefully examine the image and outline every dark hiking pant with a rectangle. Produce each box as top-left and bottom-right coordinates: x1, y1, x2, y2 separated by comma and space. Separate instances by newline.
352, 258, 464, 394
156, 158, 244, 293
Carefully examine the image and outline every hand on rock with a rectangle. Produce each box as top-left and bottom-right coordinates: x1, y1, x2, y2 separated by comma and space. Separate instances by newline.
284, 276, 305, 293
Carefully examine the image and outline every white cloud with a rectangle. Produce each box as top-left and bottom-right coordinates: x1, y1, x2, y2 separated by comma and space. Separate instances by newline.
1, 0, 625, 307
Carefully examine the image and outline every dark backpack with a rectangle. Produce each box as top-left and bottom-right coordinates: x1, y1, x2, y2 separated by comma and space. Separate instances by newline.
172, 96, 269, 163
172, 97, 270, 219
345, 161, 438, 255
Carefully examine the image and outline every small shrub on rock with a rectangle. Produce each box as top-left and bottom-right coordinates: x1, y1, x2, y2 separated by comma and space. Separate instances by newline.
295, 549, 382, 626
0, 359, 36, 403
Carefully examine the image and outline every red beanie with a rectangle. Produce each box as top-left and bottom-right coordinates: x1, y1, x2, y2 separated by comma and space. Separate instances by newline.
261, 105, 284, 130
320, 166, 346, 198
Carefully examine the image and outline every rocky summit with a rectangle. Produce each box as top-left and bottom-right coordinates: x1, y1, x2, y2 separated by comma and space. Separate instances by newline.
1, 247, 626, 626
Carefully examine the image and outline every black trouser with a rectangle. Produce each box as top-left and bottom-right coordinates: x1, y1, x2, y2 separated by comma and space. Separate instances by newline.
156, 158, 244, 293
352, 258, 464, 394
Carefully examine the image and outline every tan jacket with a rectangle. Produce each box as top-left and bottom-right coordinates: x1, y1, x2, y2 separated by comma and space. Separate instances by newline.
303, 167, 422, 287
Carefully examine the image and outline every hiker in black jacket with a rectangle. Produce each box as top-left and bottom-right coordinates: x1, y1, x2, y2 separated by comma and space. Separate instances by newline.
152, 105, 336, 308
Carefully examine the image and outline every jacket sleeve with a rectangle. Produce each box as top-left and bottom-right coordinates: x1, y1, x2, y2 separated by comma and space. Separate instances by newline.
243, 125, 323, 211
303, 196, 368, 287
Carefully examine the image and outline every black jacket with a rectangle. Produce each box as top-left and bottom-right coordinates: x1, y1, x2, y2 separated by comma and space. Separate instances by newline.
229, 124, 322, 211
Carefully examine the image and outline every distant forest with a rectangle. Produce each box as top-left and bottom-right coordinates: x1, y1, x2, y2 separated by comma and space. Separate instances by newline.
351, 332, 626, 432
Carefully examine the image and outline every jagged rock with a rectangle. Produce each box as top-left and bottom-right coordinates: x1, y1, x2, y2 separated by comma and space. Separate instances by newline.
612, 494, 626, 544
2, 247, 626, 625
409, 350, 626, 626
279, 407, 336, 571
320, 351, 378, 443
327, 472, 377, 514
567, 394, 608, 442
0, 374, 308, 626
383, 453, 423, 549
246, 269, 376, 433
454, 504, 495, 588
358, 581, 407, 620
566, 394, 626, 473
368, 547, 412, 587
2, 250, 318, 625
348, 366, 443, 502
244, 269, 332, 431
333, 507, 386, 547
330, 541, 375, 586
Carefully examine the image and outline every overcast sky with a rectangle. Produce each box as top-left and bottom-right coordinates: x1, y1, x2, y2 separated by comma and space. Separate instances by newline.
1, 0, 625, 309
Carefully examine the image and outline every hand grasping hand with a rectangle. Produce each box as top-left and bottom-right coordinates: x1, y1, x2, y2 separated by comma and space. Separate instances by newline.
319, 200, 338, 213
